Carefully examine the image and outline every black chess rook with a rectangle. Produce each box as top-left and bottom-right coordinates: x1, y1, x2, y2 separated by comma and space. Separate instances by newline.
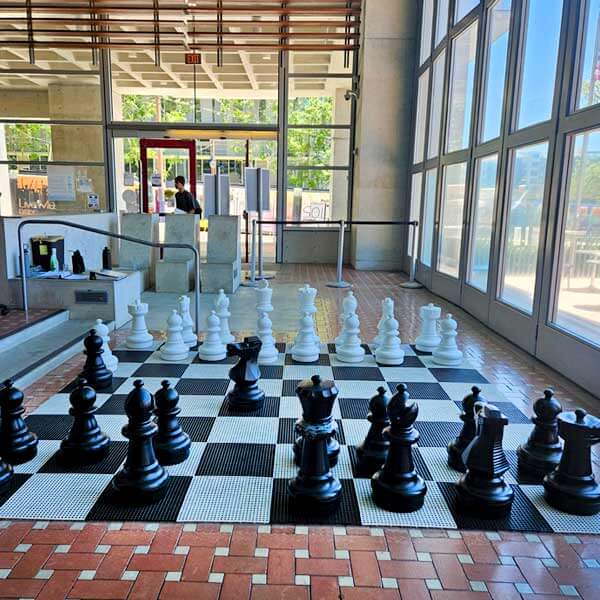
153, 380, 191, 465
355, 386, 391, 476
79, 329, 113, 390
371, 384, 427, 513
0, 379, 38, 465
225, 336, 266, 412
447, 386, 485, 473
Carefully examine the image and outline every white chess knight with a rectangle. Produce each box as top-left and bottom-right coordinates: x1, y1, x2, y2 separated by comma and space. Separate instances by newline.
255, 279, 273, 314
94, 319, 118, 373
335, 290, 358, 347
432, 313, 464, 366
373, 298, 395, 349
374, 315, 405, 366
415, 303, 442, 353
178, 295, 197, 349
126, 299, 154, 350
257, 312, 279, 364
198, 311, 227, 362
291, 313, 320, 363
215, 289, 235, 344
336, 312, 366, 363
160, 310, 189, 362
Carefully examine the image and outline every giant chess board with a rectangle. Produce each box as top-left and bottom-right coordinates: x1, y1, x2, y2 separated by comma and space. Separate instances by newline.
2, 342, 598, 534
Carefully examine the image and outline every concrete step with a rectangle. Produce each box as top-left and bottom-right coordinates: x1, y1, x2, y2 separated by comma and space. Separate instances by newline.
0, 310, 69, 353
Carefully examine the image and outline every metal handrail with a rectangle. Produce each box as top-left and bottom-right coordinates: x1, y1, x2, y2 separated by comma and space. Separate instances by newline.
17, 219, 201, 334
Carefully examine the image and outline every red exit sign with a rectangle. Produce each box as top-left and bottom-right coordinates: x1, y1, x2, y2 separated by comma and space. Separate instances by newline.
185, 53, 202, 65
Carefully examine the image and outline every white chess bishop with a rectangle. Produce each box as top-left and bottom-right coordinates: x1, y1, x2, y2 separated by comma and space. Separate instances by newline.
160, 310, 189, 362
373, 297, 395, 349
291, 313, 320, 363
257, 312, 279, 364
335, 290, 358, 347
198, 311, 227, 362
178, 295, 197, 348
215, 289, 235, 344
374, 315, 404, 366
336, 312, 366, 363
126, 300, 154, 350
415, 303, 442, 353
432, 313, 463, 366
94, 319, 118, 373
256, 279, 274, 314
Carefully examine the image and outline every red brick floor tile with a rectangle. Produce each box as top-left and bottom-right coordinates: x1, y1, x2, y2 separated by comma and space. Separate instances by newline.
349, 550, 381, 587
461, 564, 525, 584
335, 535, 387, 551
341, 588, 401, 599
346, 527, 371, 536
385, 530, 417, 561
37, 569, 79, 600
129, 571, 166, 600
101, 530, 155, 546
0, 522, 32, 551
430, 592, 490, 600
95, 546, 134, 579
67, 580, 132, 599
129, 552, 186, 572
45, 552, 104, 571
23, 529, 77, 545
308, 528, 334, 558
179, 530, 230, 547
150, 524, 182, 554
461, 533, 498, 564
159, 581, 220, 599
397, 579, 432, 600
230, 526, 258, 556
414, 538, 468, 554
267, 549, 294, 585
257, 533, 307, 550
0, 578, 46, 598
486, 582, 521, 600
548, 566, 600, 587
220, 573, 252, 600
0, 551, 21, 569
309, 575, 339, 600
432, 554, 469, 590
71, 524, 107, 553
9, 544, 53, 578
213, 556, 267, 574
379, 560, 437, 580
250, 584, 309, 600
295, 557, 350, 576
492, 541, 550, 559
182, 547, 214, 582
514, 557, 560, 594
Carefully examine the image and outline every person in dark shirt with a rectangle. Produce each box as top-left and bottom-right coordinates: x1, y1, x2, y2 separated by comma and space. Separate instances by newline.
175, 176, 202, 216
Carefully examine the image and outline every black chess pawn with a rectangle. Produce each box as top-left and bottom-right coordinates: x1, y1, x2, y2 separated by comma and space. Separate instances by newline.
371, 384, 427, 513
0, 379, 38, 465
112, 380, 169, 504
517, 389, 562, 480
288, 375, 342, 510
225, 336, 265, 412
60, 378, 110, 464
447, 386, 486, 472
79, 329, 112, 390
153, 380, 191, 465
355, 387, 391, 476
544, 409, 600, 515
457, 403, 514, 518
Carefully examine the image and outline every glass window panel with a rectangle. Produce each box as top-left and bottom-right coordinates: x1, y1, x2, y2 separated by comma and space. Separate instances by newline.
552, 129, 600, 347
456, 0, 479, 22
413, 70, 430, 164
420, 0, 435, 65
409, 172, 423, 257
288, 78, 353, 126
446, 22, 478, 153
480, 0, 512, 142
516, 0, 563, 130
427, 50, 446, 159
468, 154, 499, 291
421, 168, 438, 267
288, 128, 348, 167
500, 141, 549, 313
438, 162, 467, 278
576, 0, 600, 110
436, 0, 450, 46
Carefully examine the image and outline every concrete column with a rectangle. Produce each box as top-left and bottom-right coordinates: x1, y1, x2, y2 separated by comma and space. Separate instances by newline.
350, 0, 418, 270
331, 88, 351, 221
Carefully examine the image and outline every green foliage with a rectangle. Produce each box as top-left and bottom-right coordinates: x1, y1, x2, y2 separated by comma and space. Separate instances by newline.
5, 124, 51, 160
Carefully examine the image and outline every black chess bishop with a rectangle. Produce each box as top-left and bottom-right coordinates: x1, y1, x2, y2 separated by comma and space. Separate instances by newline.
371, 384, 427, 513
456, 403, 514, 518
447, 386, 485, 472
112, 380, 169, 504
544, 409, 600, 515
0, 379, 38, 465
79, 329, 112, 390
355, 386, 391, 476
517, 389, 562, 479
225, 336, 265, 412
288, 375, 342, 510
60, 378, 110, 464
153, 380, 191, 465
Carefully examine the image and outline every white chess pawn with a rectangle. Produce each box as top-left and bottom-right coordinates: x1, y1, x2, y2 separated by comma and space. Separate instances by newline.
256, 279, 273, 314
126, 300, 154, 350
432, 313, 463, 366
335, 290, 358, 346
336, 312, 366, 364
257, 312, 279, 364
198, 311, 227, 362
94, 319, 118, 373
291, 313, 320, 363
375, 316, 405, 366
373, 298, 395, 349
416, 303, 442, 353
178, 295, 197, 349
215, 289, 235, 344
160, 310, 189, 362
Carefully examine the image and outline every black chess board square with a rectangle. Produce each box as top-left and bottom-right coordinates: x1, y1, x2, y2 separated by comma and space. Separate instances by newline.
347, 446, 433, 481
285, 354, 330, 366
178, 417, 215, 442
416, 421, 463, 447
218, 396, 280, 417
438, 482, 553, 532
410, 345, 432, 356
505, 450, 545, 485
59, 377, 127, 395
275, 342, 286, 353
332, 367, 384, 381
196, 443, 275, 477
38, 442, 128, 474
0, 474, 31, 508
175, 379, 230, 395
86, 475, 192, 522
338, 398, 370, 419
270, 478, 361, 526
429, 369, 489, 384
453, 401, 530, 424
393, 355, 426, 368
133, 364, 188, 378
112, 350, 154, 363
96, 395, 127, 415
387, 382, 451, 400
260, 366, 284, 379
282, 380, 301, 396
278, 418, 297, 444
327, 344, 372, 356
25, 415, 73, 440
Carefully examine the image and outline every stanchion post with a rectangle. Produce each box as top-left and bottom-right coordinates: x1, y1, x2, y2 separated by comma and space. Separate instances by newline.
326, 220, 352, 289
400, 221, 423, 289
241, 218, 259, 287
255, 168, 273, 281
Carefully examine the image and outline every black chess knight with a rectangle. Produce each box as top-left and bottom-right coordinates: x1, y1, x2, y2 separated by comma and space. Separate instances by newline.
225, 336, 265, 412
447, 386, 485, 472
153, 380, 191, 465
0, 379, 38, 465
79, 329, 112, 390
355, 386, 391, 476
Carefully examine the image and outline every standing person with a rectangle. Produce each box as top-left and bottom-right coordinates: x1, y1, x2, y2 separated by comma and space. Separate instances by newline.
174, 176, 202, 216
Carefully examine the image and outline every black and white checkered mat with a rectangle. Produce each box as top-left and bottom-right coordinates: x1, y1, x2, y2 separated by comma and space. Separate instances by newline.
2, 342, 597, 533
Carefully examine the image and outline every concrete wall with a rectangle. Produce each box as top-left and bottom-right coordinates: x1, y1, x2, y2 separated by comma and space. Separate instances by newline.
282, 229, 350, 264
350, 0, 418, 271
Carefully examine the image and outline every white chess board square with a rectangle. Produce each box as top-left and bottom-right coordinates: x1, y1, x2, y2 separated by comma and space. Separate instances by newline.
334, 380, 384, 398
414, 400, 461, 422
342, 419, 371, 446
273, 444, 296, 478
207, 417, 279, 444
177, 396, 224, 417
439, 383, 506, 402
502, 424, 534, 450
378, 367, 437, 383
0, 473, 112, 520
113, 363, 142, 378
95, 415, 128, 441
147, 350, 195, 364
177, 476, 272, 523
334, 445, 354, 479
259, 354, 285, 367
33, 393, 112, 415
183, 364, 233, 379
115, 377, 173, 395
13, 440, 61, 474
164, 443, 206, 477
283, 365, 334, 381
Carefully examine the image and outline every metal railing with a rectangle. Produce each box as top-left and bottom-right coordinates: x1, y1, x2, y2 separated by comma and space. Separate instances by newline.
17, 219, 201, 333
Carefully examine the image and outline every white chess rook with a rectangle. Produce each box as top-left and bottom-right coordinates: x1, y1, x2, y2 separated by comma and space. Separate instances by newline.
178, 295, 197, 348
255, 279, 274, 314
160, 310, 189, 362
374, 315, 405, 366
257, 312, 279, 364
198, 311, 227, 362
291, 313, 320, 363
373, 298, 394, 349
416, 303, 442, 353
336, 312, 366, 363
432, 313, 464, 366
335, 290, 358, 347
215, 289, 235, 344
94, 318, 118, 373
126, 300, 154, 350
